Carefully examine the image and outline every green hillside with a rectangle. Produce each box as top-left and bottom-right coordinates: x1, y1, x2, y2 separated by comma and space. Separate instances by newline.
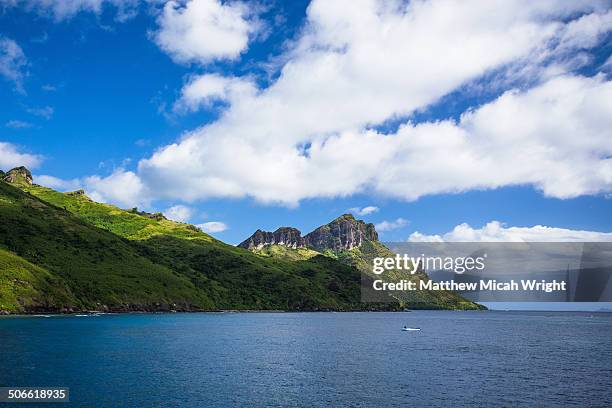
0, 179, 392, 312
0, 181, 213, 312
0, 248, 76, 312
245, 235, 482, 310
252, 245, 320, 261
19, 184, 380, 310
0, 167, 483, 313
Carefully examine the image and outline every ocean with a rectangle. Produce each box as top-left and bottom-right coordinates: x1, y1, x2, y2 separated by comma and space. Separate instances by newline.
1, 311, 610, 407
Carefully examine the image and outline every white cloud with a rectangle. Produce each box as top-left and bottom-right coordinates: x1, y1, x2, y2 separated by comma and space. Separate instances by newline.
84, 169, 147, 208
153, 0, 257, 64
29, 1, 612, 210
135, 138, 150, 147
196, 221, 228, 233
138, 73, 612, 205
35, 169, 147, 209
33, 168, 149, 209
174, 73, 256, 113
556, 9, 612, 52
376, 217, 408, 232
26, 106, 54, 119
36, 174, 82, 191
132, 0, 612, 206
0, 0, 139, 21
372, 74, 612, 200
5, 120, 33, 129
0, 141, 41, 170
409, 221, 612, 242
348, 206, 379, 216
0, 36, 27, 93
163, 204, 193, 222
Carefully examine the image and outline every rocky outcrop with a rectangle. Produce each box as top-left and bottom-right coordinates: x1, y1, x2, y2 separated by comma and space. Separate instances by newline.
304, 214, 378, 252
67, 189, 92, 201
239, 214, 378, 252
238, 227, 306, 249
2, 166, 33, 185
144, 212, 167, 222
128, 208, 167, 221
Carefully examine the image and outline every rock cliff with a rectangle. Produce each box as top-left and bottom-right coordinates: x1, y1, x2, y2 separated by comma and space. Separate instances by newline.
304, 214, 378, 252
238, 227, 306, 249
239, 214, 378, 252
2, 166, 33, 185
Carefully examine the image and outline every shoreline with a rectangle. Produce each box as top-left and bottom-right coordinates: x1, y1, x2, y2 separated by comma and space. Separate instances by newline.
3, 307, 611, 317
1, 308, 490, 317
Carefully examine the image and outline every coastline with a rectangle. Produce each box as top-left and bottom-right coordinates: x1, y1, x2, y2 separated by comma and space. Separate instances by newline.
0, 307, 491, 317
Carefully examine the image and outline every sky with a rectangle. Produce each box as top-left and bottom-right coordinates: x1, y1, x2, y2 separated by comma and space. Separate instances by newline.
1, 0, 612, 246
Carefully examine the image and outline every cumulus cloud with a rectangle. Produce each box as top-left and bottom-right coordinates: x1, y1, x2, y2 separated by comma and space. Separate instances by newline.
36, 174, 82, 191
153, 0, 258, 64
0, 36, 27, 92
131, 0, 612, 206
84, 169, 147, 208
0, 0, 139, 21
163, 204, 194, 222
556, 9, 612, 52
348, 206, 379, 216
373, 74, 612, 200
0, 141, 41, 169
173, 73, 256, 113
196, 221, 228, 233
376, 218, 409, 232
35, 170, 151, 209
31, 1, 612, 210
137, 72, 612, 205
35, 169, 148, 209
409, 221, 612, 242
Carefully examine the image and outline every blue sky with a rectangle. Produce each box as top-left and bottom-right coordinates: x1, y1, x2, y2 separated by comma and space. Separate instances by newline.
1, 0, 612, 245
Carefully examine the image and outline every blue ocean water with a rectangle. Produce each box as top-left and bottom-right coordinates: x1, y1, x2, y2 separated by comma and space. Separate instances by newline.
1, 311, 611, 407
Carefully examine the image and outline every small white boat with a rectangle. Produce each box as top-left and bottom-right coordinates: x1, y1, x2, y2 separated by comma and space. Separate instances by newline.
402, 327, 421, 331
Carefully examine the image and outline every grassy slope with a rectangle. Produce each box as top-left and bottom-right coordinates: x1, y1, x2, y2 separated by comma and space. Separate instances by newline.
233, 241, 483, 310
3, 182, 482, 311
16, 184, 384, 311
336, 240, 484, 310
0, 248, 77, 312
252, 245, 321, 261
0, 182, 213, 312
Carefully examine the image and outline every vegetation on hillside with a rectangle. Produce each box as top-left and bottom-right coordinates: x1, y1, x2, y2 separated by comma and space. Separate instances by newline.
0, 181, 213, 312
0, 182, 391, 312
0, 177, 483, 313
0, 248, 77, 312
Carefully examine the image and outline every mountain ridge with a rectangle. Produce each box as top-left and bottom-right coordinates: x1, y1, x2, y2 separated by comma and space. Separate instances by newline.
237, 210, 485, 310
0, 167, 484, 313
238, 214, 378, 252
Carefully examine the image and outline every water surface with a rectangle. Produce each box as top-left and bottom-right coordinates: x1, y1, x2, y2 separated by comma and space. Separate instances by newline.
1, 311, 610, 407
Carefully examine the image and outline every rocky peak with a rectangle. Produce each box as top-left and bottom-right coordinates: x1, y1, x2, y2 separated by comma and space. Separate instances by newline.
67, 189, 92, 201
2, 166, 33, 185
238, 227, 305, 250
304, 213, 378, 252
238, 214, 379, 252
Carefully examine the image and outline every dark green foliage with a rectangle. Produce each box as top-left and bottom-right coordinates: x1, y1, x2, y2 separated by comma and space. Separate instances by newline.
0, 182, 389, 312
0, 180, 483, 313
0, 182, 211, 312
